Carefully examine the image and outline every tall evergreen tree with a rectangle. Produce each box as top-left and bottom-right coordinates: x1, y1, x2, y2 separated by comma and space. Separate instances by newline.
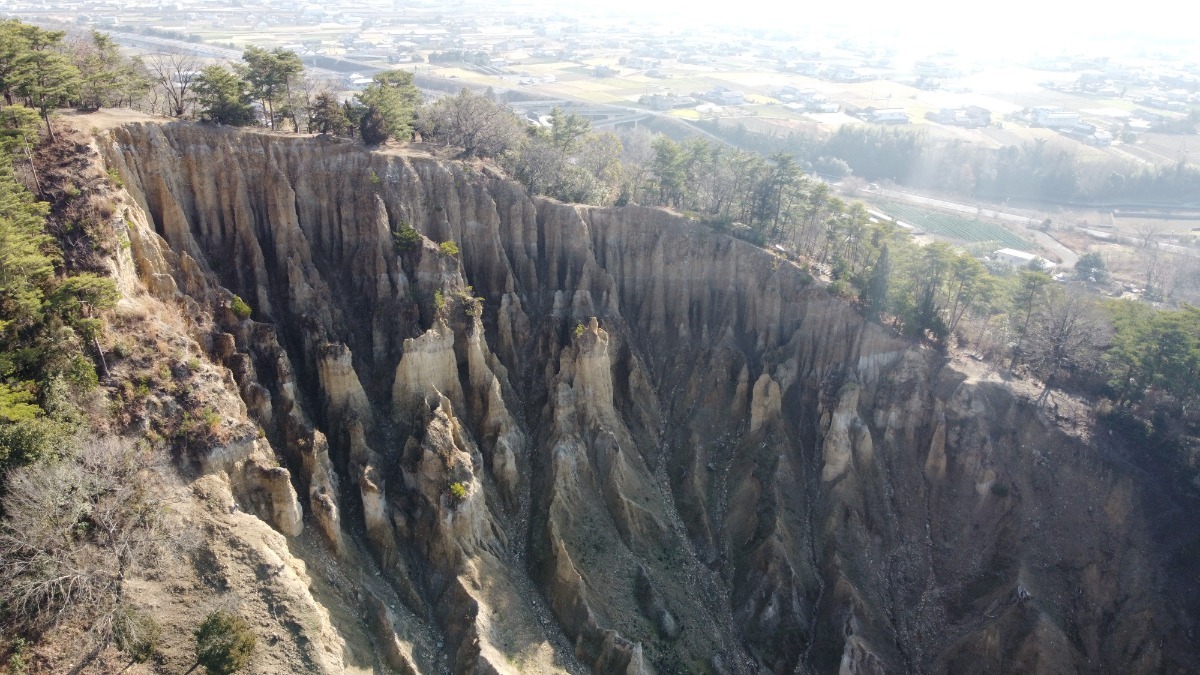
548, 106, 590, 153
0, 21, 39, 106
1009, 268, 1053, 368
11, 27, 79, 140
72, 31, 124, 111
342, 100, 362, 138
863, 244, 890, 321
241, 46, 303, 130
193, 65, 255, 126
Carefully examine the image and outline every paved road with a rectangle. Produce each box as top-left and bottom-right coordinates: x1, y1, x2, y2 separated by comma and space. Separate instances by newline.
1082, 229, 1200, 259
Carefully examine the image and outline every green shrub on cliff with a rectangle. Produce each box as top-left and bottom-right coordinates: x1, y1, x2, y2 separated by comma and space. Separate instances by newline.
194, 611, 256, 674
230, 295, 252, 319
392, 221, 420, 252
113, 607, 161, 663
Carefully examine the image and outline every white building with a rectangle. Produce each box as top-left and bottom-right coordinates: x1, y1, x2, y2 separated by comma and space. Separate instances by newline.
993, 248, 1054, 269
1034, 107, 1080, 128
719, 91, 746, 105
870, 108, 908, 124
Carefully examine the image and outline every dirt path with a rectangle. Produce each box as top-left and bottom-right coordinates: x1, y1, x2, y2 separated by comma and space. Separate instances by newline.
1029, 229, 1079, 266
60, 108, 171, 130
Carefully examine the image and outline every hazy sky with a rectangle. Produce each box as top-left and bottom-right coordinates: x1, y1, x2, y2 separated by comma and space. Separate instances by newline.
574, 0, 1200, 61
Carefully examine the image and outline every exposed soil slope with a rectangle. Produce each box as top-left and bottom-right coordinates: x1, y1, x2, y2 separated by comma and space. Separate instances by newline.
85, 122, 1198, 674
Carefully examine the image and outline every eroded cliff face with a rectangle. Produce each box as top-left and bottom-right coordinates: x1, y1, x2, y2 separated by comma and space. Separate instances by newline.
99, 123, 1197, 674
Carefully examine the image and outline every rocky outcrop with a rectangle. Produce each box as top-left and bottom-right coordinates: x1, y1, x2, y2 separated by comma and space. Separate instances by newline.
231, 455, 304, 537
99, 123, 1199, 674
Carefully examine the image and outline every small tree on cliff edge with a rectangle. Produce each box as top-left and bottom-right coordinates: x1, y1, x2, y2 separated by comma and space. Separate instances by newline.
241, 45, 303, 130
310, 92, 349, 135
416, 88, 522, 158
354, 69, 420, 145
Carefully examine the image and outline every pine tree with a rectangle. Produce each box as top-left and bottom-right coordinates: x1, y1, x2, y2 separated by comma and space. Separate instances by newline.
0, 21, 39, 106
310, 93, 348, 135
73, 31, 124, 111
353, 70, 420, 145
241, 46, 304, 129
1009, 268, 1053, 368
342, 100, 362, 138
0, 155, 116, 470
193, 65, 255, 126
906, 285, 948, 343
0, 155, 56, 328
11, 27, 79, 140
548, 106, 590, 153
0, 104, 39, 156
863, 244, 890, 321
359, 105, 389, 146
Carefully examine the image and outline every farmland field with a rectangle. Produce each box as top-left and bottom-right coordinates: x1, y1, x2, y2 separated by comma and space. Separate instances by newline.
872, 201, 1035, 250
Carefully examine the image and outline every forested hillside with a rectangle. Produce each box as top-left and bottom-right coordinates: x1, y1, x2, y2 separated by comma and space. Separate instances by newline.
702, 119, 1200, 207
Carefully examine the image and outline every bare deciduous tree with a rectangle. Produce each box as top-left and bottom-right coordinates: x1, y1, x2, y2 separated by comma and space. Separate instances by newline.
1137, 247, 1182, 301
416, 88, 522, 158
1131, 221, 1163, 249
1021, 289, 1108, 401
0, 437, 183, 645
294, 74, 335, 134
145, 51, 199, 117
616, 127, 656, 204
576, 130, 625, 205
1153, 250, 1195, 303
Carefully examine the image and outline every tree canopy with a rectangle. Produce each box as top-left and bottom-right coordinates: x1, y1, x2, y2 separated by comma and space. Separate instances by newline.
309, 92, 349, 135
70, 31, 148, 111
416, 88, 521, 158
0, 21, 150, 135
240, 45, 303, 130
1074, 251, 1108, 282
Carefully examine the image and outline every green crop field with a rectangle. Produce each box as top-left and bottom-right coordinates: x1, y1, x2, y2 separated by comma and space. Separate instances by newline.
873, 202, 1035, 250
